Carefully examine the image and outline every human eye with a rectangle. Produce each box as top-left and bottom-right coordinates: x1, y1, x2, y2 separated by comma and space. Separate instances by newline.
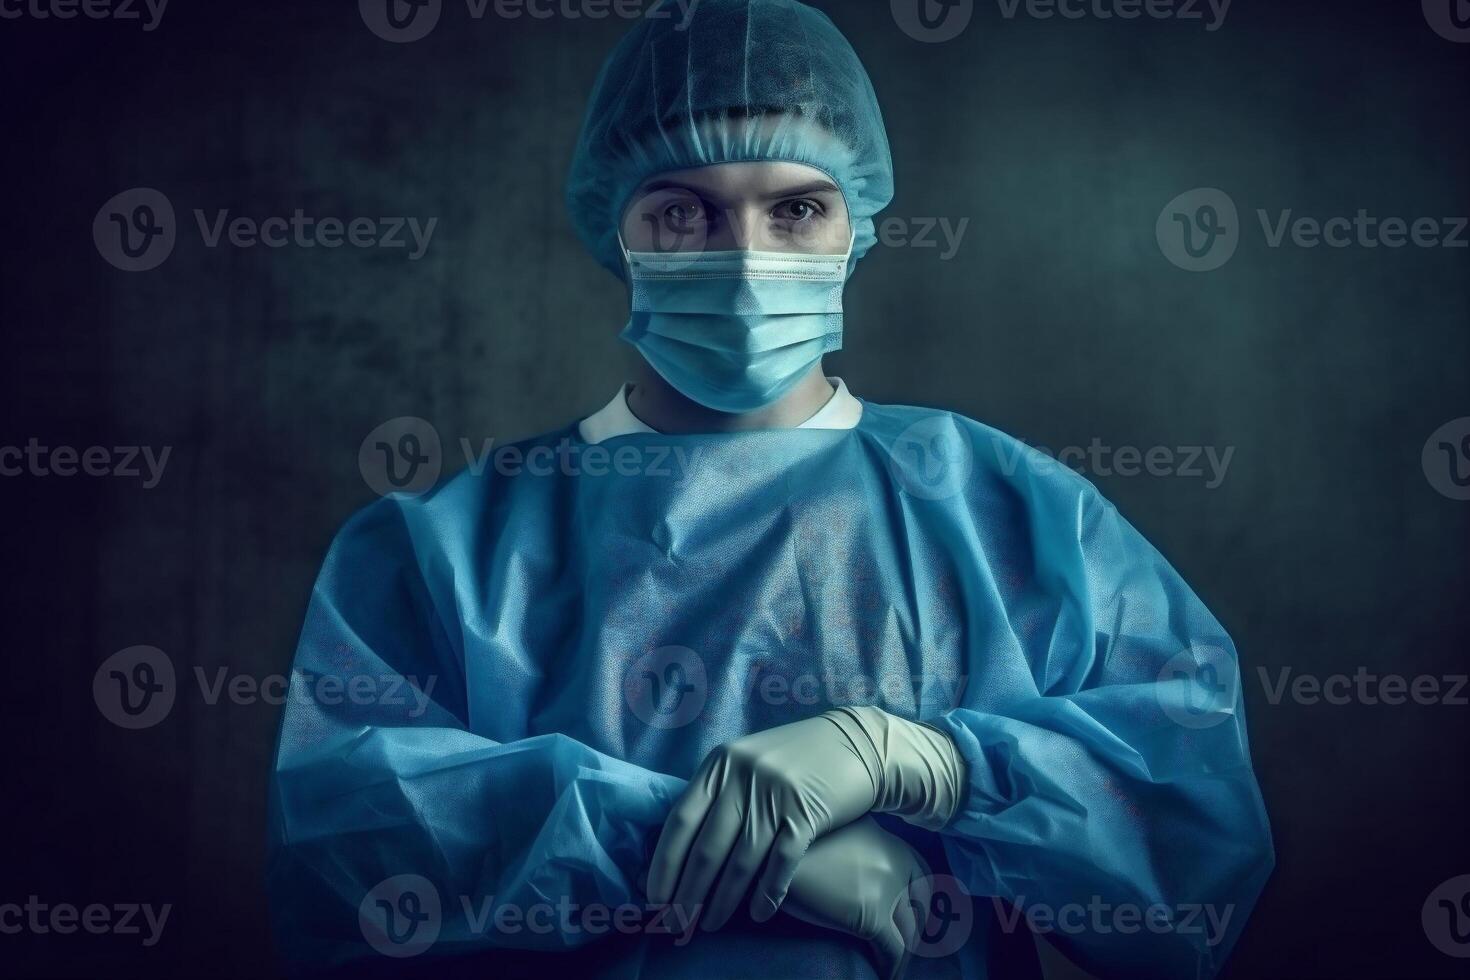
629, 188, 714, 252
661, 197, 709, 232
772, 198, 824, 224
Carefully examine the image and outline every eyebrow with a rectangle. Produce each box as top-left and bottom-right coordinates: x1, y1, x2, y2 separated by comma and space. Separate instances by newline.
638, 177, 842, 203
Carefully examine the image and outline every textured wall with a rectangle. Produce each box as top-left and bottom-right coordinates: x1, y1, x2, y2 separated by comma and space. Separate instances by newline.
2, 0, 1467, 977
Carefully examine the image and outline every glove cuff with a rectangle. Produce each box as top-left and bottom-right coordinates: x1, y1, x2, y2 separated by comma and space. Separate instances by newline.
822, 706, 964, 831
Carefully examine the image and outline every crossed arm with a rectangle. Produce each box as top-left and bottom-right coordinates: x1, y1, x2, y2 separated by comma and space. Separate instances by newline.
269, 489, 1273, 980
643, 707, 966, 977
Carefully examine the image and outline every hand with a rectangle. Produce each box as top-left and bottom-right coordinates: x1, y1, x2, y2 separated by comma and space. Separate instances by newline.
646, 713, 880, 931
781, 816, 933, 980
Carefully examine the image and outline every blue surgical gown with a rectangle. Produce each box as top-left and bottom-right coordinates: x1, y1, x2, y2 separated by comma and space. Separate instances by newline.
267, 402, 1274, 979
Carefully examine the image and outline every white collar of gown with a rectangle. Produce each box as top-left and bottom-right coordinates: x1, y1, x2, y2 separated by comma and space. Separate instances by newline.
578, 377, 863, 445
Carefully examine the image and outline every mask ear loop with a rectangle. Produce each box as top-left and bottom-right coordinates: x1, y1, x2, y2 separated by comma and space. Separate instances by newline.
838, 222, 856, 279
617, 227, 633, 281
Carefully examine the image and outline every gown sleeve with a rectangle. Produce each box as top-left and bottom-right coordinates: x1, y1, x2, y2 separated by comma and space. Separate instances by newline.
929, 485, 1275, 980
266, 491, 681, 972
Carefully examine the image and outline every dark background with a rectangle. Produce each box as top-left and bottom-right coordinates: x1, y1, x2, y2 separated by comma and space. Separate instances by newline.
2, 0, 1467, 977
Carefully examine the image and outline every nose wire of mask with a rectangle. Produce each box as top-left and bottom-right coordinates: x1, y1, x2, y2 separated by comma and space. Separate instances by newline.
617, 231, 855, 414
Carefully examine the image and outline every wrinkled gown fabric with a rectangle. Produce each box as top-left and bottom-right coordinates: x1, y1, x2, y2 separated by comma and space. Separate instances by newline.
268, 404, 1274, 980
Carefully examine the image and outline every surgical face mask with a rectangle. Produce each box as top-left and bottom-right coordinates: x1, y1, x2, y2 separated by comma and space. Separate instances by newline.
619, 240, 852, 414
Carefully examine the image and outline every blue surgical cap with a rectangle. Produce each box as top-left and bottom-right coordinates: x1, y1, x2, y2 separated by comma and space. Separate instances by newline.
565, 0, 894, 279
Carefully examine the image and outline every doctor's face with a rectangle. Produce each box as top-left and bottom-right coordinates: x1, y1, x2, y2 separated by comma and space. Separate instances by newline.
620, 160, 852, 256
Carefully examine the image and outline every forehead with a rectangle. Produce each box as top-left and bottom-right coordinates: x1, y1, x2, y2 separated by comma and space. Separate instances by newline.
633, 161, 844, 205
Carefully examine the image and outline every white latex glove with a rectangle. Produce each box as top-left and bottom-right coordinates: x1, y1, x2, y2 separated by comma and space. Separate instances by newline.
648, 713, 880, 930
781, 815, 934, 980
823, 706, 966, 832
648, 707, 964, 931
